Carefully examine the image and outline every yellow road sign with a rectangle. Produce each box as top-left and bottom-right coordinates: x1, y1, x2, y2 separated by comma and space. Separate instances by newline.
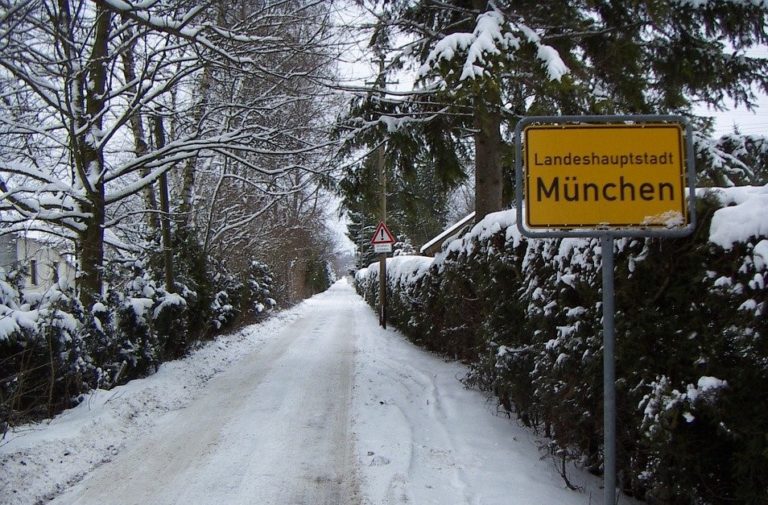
524, 123, 687, 229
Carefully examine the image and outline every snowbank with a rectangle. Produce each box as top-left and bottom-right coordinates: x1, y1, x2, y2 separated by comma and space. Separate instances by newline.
357, 185, 768, 291
357, 255, 434, 286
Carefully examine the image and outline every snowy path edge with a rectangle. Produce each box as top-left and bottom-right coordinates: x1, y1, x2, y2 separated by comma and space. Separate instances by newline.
0, 306, 306, 505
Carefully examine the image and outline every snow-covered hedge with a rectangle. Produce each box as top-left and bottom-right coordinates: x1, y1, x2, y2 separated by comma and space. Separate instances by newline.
0, 258, 276, 430
355, 185, 768, 505
0, 274, 90, 424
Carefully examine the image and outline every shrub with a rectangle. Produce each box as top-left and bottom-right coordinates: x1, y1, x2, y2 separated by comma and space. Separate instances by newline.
0, 251, 279, 430
0, 273, 90, 423
243, 260, 276, 322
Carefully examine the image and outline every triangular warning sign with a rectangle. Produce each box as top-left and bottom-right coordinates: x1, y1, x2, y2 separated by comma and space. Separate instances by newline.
370, 221, 396, 245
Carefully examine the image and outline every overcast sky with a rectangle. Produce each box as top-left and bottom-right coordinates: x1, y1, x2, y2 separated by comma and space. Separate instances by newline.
703, 95, 768, 137
704, 44, 768, 137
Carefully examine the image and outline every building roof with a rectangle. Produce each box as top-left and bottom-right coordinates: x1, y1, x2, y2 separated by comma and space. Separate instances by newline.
419, 212, 476, 256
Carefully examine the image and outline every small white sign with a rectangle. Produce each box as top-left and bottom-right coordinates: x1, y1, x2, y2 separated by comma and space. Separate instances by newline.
374, 243, 392, 253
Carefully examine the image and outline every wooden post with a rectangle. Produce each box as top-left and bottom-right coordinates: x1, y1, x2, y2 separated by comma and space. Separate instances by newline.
378, 145, 387, 329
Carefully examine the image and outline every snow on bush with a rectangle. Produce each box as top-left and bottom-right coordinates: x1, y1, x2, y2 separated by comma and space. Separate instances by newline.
0, 272, 90, 426
1, 256, 278, 430
706, 185, 768, 249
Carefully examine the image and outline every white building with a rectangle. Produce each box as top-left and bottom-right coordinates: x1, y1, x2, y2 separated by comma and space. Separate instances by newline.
0, 233, 77, 295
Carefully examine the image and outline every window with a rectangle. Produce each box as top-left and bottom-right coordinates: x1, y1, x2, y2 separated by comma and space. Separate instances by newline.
30, 259, 37, 286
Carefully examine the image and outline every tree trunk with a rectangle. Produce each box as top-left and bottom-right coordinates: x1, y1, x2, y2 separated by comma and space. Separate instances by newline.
473, 82, 504, 220
469, 0, 504, 220
120, 20, 159, 231
78, 194, 105, 309
153, 115, 175, 293
178, 65, 213, 227
77, 3, 111, 309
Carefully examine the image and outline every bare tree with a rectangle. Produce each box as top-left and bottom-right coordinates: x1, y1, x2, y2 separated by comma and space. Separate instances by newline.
0, 0, 343, 307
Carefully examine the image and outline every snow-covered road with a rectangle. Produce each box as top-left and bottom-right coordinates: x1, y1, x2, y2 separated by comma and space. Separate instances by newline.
2, 279, 621, 505
50, 282, 361, 505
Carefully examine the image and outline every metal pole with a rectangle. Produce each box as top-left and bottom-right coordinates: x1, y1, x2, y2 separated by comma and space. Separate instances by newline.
601, 235, 616, 505
378, 145, 387, 329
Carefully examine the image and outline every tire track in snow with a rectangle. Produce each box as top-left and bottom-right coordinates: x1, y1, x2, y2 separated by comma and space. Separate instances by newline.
368, 345, 474, 504
350, 297, 476, 505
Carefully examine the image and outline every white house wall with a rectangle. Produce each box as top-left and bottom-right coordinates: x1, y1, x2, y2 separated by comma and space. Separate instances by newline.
16, 238, 77, 295
0, 234, 17, 271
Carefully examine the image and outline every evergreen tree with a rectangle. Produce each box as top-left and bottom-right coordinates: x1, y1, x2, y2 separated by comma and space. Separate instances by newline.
340, 148, 458, 267
340, 0, 768, 218
715, 133, 768, 185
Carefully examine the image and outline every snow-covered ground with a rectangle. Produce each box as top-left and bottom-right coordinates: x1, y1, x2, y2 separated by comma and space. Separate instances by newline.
1, 279, 622, 505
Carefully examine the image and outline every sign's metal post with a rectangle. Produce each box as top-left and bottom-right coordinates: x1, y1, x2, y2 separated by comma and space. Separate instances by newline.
601, 235, 616, 505
513, 115, 697, 505
370, 220, 395, 328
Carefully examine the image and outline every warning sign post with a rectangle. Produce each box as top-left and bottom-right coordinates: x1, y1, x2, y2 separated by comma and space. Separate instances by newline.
370, 220, 396, 328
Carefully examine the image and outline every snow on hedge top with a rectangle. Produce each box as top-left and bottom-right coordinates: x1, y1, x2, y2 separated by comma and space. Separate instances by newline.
674, 0, 768, 7
355, 185, 768, 287
434, 185, 768, 256
358, 255, 434, 286
705, 185, 768, 249
419, 9, 568, 82
441, 208, 521, 260
389, 255, 434, 285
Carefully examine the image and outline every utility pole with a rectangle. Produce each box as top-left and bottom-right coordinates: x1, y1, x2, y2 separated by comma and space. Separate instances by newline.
371, 54, 389, 329
378, 144, 387, 329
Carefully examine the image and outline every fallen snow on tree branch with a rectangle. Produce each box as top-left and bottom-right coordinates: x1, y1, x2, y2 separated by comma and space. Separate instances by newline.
703, 185, 768, 249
